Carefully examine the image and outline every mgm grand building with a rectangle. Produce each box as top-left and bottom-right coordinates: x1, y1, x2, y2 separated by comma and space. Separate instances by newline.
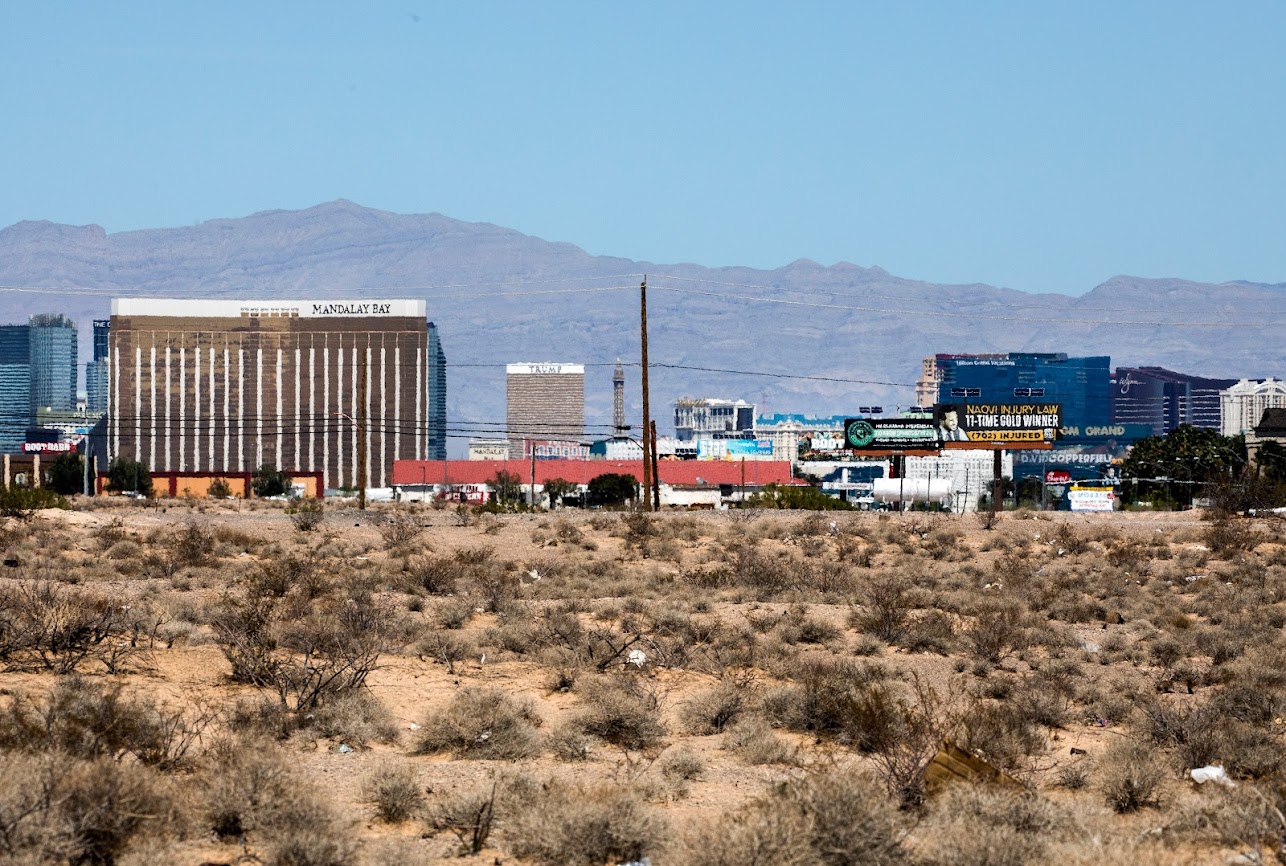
108, 299, 438, 491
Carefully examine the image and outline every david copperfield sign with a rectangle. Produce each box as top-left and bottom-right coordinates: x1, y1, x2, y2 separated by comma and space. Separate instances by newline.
934, 403, 1062, 443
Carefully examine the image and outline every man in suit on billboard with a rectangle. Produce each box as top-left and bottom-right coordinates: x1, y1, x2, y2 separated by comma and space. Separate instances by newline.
937, 406, 969, 442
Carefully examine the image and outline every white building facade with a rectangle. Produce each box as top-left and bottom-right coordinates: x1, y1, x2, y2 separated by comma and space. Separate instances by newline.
1220, 378, 1286, 436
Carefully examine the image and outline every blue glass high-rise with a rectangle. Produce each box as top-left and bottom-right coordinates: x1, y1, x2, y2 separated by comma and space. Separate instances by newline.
29, 314, 77, 412
0, 325, 32, 455
426, 322, 447, 460
933, 353, 1112, 429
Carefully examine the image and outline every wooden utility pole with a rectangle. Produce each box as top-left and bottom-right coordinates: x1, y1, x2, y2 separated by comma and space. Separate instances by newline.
650, 419, 660, 510
358, 344, 368, 511
639, 277, 652, 511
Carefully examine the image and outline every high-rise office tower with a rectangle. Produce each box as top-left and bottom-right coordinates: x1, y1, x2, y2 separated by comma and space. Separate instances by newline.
929, 352, 1112, 429
29, 314, 77, 412
86, 319, 110, 414
0, 325, 32, 455
425, 322, 447, 461
108, 298, 436, 489
505, 363, 584, 458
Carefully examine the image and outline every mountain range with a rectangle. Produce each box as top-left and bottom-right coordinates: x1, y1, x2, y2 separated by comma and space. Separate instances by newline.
1, 200, 1282, 453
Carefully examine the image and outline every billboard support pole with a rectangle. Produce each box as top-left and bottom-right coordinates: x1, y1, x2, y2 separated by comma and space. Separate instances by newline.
991, 449, 1003, 518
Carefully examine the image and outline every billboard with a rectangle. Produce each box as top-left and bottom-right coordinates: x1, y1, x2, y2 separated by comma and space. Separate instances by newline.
843, 418, 938, 452
933, 403, 1062, 444
1068, 486, 1116, 512
697, 439, 774, 459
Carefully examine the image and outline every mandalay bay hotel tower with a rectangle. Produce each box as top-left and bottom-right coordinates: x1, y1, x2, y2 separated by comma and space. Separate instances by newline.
107, 299, 439, 490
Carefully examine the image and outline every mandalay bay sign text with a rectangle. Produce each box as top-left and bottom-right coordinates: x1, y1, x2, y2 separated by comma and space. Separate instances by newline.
935, 403, 1062, 443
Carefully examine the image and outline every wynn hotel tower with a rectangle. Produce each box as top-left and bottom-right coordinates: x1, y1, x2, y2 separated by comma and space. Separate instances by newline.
107, 299, 439, 490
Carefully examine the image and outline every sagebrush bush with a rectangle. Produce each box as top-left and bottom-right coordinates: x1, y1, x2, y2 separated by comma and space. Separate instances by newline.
414, 687, 541, 759
364, 763, 423, 823
502, 778, 664, 866
0, 677, 209, 770
0, 751, 173, 866
1100, 738, 1165, 812
572, 675, 666, 751
675, 769, 903, 866
916, 784, 1066, 866
680, 677, 753, 735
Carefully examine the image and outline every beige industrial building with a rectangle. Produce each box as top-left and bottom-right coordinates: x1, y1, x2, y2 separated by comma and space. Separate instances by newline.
108, 299, 434, 490
505, 363, 584, 458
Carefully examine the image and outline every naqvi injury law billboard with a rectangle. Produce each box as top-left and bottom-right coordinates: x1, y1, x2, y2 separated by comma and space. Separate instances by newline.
933, 403, 1062, 444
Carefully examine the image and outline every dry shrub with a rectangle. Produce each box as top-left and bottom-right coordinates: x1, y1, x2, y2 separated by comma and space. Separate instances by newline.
414, 687, 541, 759
418, 629, 478, 674
850, 572, 920, 643
288, 498, 325, 533
364, 762, 423, 823
916, 785, 1066, 866
681, 676, 754, 735
762, 657, 896, 751
502, 777, 664, 866
572, 675, 667, 751
211, 579, 400, 715
402, 553, 457, 595
0, 752, 174, 866
197, 736, 355, 861
675, 769, 903, 866
1204, 518, 1262, 557
722, 717, 797, 766
965, 598, 1030, 665
377, 510, 423, 551
955, 699, 1046, 773
0, 581, 134, 673
311, 689, 399, 747
1054, 522, 1089, 555
1100, 738, 1165, 812
0, 678, 210, 771
428, 782, 498, 855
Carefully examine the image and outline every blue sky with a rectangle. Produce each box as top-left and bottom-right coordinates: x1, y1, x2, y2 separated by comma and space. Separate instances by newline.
2, 2, 1283, 294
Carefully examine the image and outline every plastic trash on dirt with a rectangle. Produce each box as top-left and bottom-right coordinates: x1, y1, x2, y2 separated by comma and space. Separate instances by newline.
1190, 765, 1234, 787
627, 649, 648, 667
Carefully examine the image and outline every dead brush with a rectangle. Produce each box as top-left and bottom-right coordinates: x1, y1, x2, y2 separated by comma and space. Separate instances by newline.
571, 675, 667, 751
680, 674, 755, 735
377, 510, 424, 551
674, 769, 903, 866
363, 762, 423, 823
414, 687, 541, 759
500, 776, 665, 866
850, 570, 921, 643
1100, 737, 1165, 812
1204, 517, 1264, 558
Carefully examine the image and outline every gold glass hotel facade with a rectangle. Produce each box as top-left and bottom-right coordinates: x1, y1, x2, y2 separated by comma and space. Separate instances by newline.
108, 299, 434, 491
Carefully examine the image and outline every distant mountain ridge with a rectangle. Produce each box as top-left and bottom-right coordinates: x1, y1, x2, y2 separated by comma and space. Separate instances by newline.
2, 200, 1282, 452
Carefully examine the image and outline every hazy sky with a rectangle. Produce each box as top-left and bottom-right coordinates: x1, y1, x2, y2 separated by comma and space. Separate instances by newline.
3, 2, 1283, 294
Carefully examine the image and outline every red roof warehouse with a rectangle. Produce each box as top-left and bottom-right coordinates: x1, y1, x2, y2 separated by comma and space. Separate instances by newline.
391, 459, 795, 488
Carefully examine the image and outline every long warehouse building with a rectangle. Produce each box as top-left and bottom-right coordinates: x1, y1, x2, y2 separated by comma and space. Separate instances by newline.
108, 298, 438, 490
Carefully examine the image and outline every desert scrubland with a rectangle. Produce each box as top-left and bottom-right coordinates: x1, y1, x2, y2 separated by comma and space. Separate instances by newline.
1, 500, 1285, 865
